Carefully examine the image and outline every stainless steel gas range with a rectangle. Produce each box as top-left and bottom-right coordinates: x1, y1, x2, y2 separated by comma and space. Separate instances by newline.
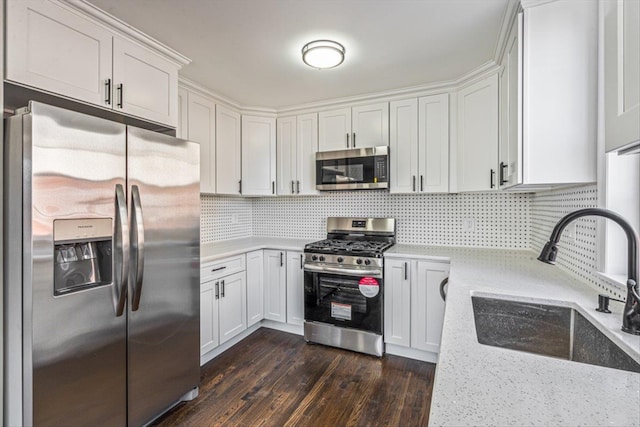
303, 217, 396, 357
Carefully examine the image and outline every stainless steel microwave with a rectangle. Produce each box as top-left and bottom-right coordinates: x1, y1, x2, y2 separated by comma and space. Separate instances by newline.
315, 146, 389, 190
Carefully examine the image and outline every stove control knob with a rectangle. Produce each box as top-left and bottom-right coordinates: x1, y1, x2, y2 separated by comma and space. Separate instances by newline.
356, 258, 363, 265
337, 257, 344, 263
311, 255, 318, 261
319, 256, 325, 262
364, 259, 371, 265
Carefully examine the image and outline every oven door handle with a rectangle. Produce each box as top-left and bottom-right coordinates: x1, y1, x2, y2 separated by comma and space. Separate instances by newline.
303, 264, 383, 279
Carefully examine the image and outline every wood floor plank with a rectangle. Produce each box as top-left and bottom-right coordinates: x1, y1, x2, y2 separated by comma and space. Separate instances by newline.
151, 328, 436, 427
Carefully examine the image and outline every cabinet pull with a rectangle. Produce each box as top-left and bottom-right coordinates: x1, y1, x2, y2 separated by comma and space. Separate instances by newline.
105, 79, 111, 105
412, 176, 416, 192
420, 175, 424, 192
440, 277, 449, 302
404, 262, 408, 280
291, 180, 295, 194
221, 280, 225, 298
490, 169, 496, 189
300, 254, 303, 269
211, 266, 226, 272
296, 180, 300, 194
238, 180, 242, 194
272, 181, 275, 195
499, 162, 508, 186
215, 281, 219, 299
116, 84, 123, 108
353, 132, 356, 147
346, 133, 350, 147
280, 252, 284, 267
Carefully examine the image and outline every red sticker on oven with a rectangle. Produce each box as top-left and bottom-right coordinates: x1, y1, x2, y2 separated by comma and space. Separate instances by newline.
359, 277, 380, 298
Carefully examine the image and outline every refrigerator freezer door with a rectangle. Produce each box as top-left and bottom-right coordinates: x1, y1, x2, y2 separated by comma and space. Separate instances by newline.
8, 102, 128, 426
126, 127, 200, 426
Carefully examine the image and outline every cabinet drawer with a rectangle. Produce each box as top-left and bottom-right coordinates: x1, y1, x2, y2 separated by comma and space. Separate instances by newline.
201, 254, 245, 282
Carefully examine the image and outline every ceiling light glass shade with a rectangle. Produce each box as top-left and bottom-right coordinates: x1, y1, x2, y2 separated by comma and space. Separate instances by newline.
302, 40, 345, 69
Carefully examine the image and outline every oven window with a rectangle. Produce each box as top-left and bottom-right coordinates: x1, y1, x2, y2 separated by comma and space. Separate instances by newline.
304, 272, 382, 334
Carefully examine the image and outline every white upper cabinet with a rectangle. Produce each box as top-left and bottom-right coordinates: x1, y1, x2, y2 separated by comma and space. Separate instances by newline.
242, 115, 277, 196
351, 102, 390, 149
216, 105, 242, 195
276, 114, 318, 195
318, 102, 389, 151
390, 95, 449, 194
604, 0, 640, 154
112, 37, 178, 127
5, 0, 187, 128
318, 107, 352, 151
187, 92, 216, 193
500, 2, 598, 189
456, 74, 499, 192
5, 0, 113, 107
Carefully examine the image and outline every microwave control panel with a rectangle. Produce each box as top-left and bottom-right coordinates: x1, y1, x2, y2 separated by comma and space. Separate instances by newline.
374, 156, 388, 182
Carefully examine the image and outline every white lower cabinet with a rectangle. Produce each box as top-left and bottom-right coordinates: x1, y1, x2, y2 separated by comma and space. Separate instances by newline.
263, 249, 304, 325
246, 250, 264, 327
384, 258, 450, 357
264, 250, 287, 322
286, 251, 305, 326
200, 255, 247, 356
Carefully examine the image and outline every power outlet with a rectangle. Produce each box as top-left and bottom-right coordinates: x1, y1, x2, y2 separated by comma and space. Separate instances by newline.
462, 218, 476, 232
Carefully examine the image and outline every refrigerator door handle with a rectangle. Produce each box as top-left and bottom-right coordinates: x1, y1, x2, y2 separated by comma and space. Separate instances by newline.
130, 185, 145, 311
113, 184, 129, 316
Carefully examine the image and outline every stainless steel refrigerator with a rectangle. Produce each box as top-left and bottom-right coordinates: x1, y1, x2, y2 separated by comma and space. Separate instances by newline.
4, 102, 201, 426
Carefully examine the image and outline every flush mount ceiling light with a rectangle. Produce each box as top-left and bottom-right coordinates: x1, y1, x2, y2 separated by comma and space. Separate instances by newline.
301, 40, 345, 69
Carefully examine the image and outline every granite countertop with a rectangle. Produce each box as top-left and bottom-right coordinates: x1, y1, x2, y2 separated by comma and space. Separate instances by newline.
201, 239, 640, 425
387, 245, 640, 426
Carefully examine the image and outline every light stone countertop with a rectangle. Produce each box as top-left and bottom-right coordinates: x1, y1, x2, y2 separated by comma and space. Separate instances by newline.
201, 237, 313, 264
201, 239, 640, 425
386, 245, 640, 427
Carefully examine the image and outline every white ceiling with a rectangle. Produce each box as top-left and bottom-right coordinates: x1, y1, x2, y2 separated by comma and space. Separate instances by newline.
87, 0, 511, 109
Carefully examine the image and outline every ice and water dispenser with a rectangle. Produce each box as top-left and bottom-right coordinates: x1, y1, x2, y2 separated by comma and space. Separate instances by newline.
53, 218, 113, 295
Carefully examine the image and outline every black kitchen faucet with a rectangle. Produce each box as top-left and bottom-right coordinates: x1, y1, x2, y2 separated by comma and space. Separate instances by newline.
537, 208, 640, 335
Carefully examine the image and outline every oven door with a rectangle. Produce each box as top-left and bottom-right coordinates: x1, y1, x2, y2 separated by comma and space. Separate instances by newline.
304, 267, 383, 334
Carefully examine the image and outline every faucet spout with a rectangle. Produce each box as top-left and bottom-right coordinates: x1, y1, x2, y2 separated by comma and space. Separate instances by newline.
537, 208, 640, 335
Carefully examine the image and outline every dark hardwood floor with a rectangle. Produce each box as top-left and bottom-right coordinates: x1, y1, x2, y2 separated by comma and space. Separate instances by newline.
152, 328, 436, 427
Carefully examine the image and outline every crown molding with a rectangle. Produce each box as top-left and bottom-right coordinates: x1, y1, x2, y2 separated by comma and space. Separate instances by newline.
520, 0, 557, 9
493, 0, 520, 65
60, 0, 191, 68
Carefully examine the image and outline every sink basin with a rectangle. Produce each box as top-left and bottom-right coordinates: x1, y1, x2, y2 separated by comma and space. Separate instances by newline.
471, 296, 640, 374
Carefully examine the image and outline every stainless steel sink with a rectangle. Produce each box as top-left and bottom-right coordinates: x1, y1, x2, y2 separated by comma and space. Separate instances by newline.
471, 296, 640, 374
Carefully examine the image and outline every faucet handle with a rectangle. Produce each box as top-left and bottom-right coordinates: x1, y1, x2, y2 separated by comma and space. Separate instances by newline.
596, 293, 626, 313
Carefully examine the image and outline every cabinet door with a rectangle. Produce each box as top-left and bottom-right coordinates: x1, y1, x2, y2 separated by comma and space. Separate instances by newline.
286, 252, 305, 326
456, 74, 499, 192
177, 86, 189, 140
390, 98, 419, 194
352, 102, 389, 148
412, 261, 449, 353
216, 105, 242, 195
276, 116, 297, 195
418, 94, 449, 193
384, 259, 411, 347
498, 20, 520, 189
5, 0, 113, 107
112, 37, 178, 127
296, 113, 319, 195
605, 0, 640, 153
200, 279, 219, 355
264, 250, 286, 323
242, 116, 277, 196
187, 92, 216, 194
246, 250, 264, 327
318, 108, 351, 151
218, 272, 247, 345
